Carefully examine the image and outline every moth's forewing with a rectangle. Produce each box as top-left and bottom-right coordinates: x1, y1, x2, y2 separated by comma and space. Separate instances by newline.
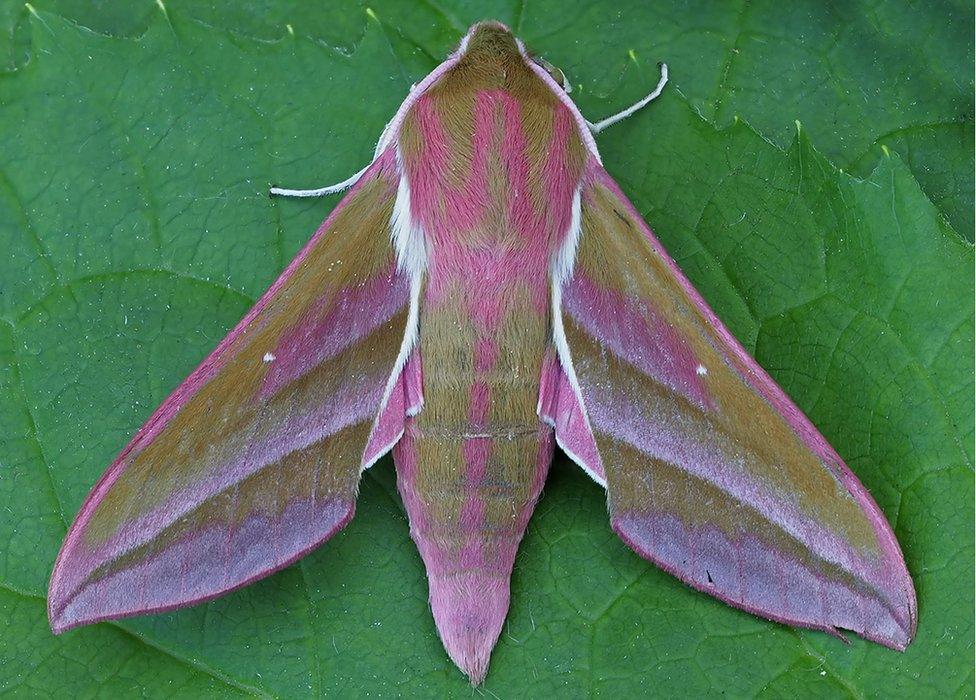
555, 160, 917, 649
48, 150, 413, 633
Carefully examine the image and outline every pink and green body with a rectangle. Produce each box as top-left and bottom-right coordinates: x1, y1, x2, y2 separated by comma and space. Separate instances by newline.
392, 46, 587, 676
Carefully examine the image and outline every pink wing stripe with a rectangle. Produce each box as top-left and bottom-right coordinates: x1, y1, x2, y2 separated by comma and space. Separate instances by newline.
261, 266, 409, 398
588, 166, 908, 574
563, 273, 712, 410
538, 349, 605, 483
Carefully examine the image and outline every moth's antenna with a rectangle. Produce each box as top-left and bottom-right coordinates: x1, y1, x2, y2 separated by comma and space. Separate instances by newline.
586, 62, 668, 134
269, 163, 370, 198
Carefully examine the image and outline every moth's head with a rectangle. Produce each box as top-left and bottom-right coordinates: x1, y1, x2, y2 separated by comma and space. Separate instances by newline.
376, 20, 584, 157
456, 21, 516, 56
455, 21, 571, 92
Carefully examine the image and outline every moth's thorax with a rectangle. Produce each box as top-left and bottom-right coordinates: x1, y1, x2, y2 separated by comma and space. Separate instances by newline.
397, 30, 587, 280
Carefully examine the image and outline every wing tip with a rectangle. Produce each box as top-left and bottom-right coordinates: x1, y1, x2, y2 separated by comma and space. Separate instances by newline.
47, 533, 82, 635
47, 596, 71, 635
48, 602, 110, 636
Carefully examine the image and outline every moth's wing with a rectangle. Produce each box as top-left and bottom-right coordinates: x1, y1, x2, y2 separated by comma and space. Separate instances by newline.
552, 162, 916, 649
49, 151, 418, 633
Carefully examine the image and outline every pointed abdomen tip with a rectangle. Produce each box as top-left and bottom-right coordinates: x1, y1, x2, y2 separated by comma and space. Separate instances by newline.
427, 571, 512, 685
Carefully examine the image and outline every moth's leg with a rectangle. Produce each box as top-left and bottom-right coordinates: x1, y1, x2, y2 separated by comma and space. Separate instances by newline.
269, 163, 371, 198
586, 63, 668, 134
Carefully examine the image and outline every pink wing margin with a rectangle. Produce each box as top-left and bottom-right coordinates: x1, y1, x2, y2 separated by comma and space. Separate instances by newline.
551, 158, 917, 650
48, 148, 418, 633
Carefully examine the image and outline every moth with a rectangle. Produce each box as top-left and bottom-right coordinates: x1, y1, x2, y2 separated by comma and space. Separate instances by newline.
48, 21, 917, 684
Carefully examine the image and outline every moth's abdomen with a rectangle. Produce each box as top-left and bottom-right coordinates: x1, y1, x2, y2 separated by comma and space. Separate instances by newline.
392, 291, 553, 683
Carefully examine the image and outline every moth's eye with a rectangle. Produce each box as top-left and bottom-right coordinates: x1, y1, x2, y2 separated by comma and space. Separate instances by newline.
534, 57, 571, 93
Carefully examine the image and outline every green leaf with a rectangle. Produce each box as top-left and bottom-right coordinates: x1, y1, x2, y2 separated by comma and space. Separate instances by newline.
0, 4, 971, 697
